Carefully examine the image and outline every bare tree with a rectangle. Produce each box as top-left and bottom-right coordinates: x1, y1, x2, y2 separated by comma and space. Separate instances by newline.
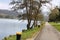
10, 0, 51, 29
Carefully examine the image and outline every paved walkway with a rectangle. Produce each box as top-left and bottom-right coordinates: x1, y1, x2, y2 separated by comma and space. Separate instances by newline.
35, 22, 60, 40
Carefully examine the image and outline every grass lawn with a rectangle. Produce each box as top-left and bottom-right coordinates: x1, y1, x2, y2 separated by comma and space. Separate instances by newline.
49, 22, 60, 31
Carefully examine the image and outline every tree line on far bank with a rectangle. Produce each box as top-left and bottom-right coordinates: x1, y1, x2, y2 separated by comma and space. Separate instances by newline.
0, 14, 16, 19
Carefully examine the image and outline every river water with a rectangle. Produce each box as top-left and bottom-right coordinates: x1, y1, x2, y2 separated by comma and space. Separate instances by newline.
0, 18, 27, 40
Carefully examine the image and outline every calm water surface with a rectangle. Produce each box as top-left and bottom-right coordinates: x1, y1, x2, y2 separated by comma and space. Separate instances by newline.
0, 18, 27, 40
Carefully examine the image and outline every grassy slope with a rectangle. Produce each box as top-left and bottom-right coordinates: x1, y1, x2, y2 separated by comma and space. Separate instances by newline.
50, 22, 60, 31
22, 27, 40, 40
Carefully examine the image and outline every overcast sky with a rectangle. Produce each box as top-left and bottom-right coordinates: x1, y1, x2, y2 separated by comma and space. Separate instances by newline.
0, 0, 60, 10
41, 0, 60, 16
0, 0, 10, 10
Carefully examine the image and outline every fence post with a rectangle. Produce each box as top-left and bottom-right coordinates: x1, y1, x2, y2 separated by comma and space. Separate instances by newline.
16, 32, 22, 40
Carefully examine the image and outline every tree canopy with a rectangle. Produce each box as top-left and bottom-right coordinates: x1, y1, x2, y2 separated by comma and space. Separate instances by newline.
49, 7, 60, 22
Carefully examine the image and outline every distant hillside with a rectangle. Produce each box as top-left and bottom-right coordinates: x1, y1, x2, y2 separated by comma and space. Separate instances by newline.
0, 9, 20, 16
0, 9, 22, 19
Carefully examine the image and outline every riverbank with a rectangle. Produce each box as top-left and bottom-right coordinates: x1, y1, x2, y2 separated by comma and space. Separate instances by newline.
3, 22, 45, 40
3, 27, 40, 40
49, 22, 60, 31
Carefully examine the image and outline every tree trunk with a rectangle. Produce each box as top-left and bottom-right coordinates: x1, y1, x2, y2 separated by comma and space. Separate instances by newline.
30, 20, 35, 29
27, 19, 31, 29
25, 0, 31, 30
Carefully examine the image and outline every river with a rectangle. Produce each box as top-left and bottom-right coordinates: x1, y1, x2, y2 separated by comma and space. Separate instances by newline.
0, 18, 27, 40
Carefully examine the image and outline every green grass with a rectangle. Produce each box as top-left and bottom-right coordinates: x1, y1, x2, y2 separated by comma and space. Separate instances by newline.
3, 27, 40, 40
49, 22, 60, 31
21, 27, 40, 40
3, 35, 16, 40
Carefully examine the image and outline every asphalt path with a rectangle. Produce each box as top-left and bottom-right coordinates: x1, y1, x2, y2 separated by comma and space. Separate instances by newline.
35, 22, 60, 40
